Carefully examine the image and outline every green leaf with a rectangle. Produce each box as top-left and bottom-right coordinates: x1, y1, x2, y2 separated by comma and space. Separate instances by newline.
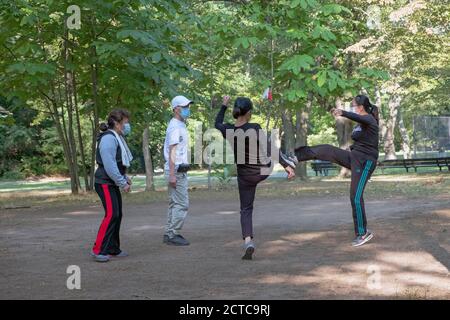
320, 4, 350, 16
317, 71, 327, 87
6, 63, 56, 76
300, 0, 308, 10
20, 15, 36, 26
279, 54, 315, 75
337, 78, 347, 89
117, 30, 159, 47
322, 30, 337, 42
234, 37, 250, 49
312, 25, 322, 39
151, 52, 162, 63
329, 79, 337, 91
306, 0, 318, 7
290, 0, 301, 8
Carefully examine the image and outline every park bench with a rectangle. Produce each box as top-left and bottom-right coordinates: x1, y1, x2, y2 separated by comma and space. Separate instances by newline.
310, 160, 338, 176
378, 157, 450, 173
311, 157, 450, 176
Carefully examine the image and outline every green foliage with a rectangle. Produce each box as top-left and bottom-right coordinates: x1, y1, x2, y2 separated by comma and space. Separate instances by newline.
0, 0, 447, 183
211, 164, 237, 190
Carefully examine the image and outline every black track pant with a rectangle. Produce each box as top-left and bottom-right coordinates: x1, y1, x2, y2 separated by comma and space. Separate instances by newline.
93, 183, 123, 255
295, 145, 376, 236
237, 174, 269, 239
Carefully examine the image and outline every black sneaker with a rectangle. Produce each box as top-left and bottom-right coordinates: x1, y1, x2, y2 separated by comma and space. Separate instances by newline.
352, 231, 374, 247
242, 241, 255, 260
167, 235, 190, 246
279, 152, 298, 169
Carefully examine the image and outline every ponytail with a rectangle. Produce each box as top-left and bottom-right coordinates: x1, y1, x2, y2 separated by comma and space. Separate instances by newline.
232, 107, 242, 119
355, 95, 379, 125
232, 97, 253, 119
100, 108, 130, 131
370, 104, 379, 125
99, 122, 109, 132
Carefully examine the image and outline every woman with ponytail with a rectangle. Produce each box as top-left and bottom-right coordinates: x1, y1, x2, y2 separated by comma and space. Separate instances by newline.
91, 109, 133, 262
294, 95, 379, 247
215, 96, 297, 260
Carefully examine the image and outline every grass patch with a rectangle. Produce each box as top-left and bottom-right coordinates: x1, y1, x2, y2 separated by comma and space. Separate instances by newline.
1, 172, 449, 210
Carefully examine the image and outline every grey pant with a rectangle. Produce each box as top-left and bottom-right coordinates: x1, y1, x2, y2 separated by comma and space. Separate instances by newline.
165, 172, 189, 237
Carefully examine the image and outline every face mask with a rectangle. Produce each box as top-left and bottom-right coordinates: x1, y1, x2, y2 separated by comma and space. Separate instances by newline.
180, 108, 191, 119
351, 106, 357, 113
122, 123, 131, 136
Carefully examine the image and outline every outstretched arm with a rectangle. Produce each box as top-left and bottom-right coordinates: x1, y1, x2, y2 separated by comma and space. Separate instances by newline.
333, 108, 374, 126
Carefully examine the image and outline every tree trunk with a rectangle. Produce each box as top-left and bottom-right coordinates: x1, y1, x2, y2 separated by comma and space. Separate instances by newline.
375, 86, 387, 143
334, 97, 352, 178
384, 95, 401, 160
37, 23, 78, 194
281, 106, 295, 155
295, 93, 313, 180
89, 45, 100, 190
142, 126, 155, 191
45, 97, 78, 194
63, 30, 80, 193
397, 107, 411, 159
72, 70, 90, 191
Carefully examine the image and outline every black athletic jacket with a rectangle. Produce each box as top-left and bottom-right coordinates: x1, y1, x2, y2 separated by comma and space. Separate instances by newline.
342, 111, 379, 160
215, 105, 289, 176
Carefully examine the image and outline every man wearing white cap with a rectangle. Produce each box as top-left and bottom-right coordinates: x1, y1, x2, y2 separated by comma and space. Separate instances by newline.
163, 95, 193, 246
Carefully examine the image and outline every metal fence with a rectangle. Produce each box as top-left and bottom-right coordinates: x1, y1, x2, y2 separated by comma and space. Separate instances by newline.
413, 116, 450, 158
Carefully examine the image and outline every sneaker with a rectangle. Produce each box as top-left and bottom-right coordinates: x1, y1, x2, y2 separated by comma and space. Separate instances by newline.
352, 231, 374, 247
93, 254, 110, 263
166, 234, 190, 246
163, 234, 170, 243
280, 152, 298, 169
242, 241, 255, 260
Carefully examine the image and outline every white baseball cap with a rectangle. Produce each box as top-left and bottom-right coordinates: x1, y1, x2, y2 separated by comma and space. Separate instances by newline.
171, 95, 193, 109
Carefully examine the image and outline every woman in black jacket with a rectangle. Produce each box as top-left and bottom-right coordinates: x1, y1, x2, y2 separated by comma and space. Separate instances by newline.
294, 95, 379, 247
215, 96, 296, 260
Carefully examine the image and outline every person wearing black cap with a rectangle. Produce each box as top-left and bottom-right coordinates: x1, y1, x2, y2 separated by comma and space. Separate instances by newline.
294, 95, 380, 247
215, 95, 297, 260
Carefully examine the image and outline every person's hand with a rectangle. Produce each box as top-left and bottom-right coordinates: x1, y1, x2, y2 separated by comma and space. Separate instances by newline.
123, 184, 131, 193
126, 176, 132, 185
331, 108, 343, 117
223, 95, 231, 107
169, 175, 177, 189
285, 166, 296, 179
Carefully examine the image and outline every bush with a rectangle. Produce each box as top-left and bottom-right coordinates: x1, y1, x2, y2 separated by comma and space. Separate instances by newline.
308, 127, 338, 146
1, 170, 25, 180
211, 163, 237, 189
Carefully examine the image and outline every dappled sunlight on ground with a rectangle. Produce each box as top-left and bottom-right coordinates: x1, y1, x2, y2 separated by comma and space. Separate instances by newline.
64, 210, 100, 216
215, 210, 239, 215
434, 209, 450, 219
1, 177, 449, 299
249, 244, 449, 299
128, 225, 165, 232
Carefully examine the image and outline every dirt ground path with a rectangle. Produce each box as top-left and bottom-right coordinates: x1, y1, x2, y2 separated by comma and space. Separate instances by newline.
1, 195, 449, 299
